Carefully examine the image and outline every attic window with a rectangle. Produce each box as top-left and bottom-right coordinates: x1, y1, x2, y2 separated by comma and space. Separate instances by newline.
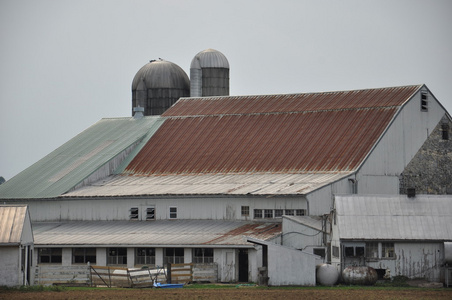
421, 93, 428, 111
241, 206, 250, 216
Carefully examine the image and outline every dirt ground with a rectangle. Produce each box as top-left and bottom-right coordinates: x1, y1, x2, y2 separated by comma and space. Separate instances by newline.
1, 287, 451, 300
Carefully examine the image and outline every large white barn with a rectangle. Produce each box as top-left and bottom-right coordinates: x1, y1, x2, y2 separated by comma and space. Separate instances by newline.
1, 49, 451, 286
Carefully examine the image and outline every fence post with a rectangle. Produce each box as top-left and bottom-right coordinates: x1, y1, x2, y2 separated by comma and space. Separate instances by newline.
167, 263, 172, 283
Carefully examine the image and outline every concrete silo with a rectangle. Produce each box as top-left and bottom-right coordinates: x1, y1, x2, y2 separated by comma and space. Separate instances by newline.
131, 59, 190, 116
190, 49, 229, 97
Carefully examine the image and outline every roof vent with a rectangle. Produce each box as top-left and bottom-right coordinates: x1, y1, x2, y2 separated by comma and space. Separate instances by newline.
133, 106, 144, 119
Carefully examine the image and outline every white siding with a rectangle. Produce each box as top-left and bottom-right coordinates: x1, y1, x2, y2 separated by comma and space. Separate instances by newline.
0, 246, 20, 286
24, 197, 308, 222
358, 89, 446, 194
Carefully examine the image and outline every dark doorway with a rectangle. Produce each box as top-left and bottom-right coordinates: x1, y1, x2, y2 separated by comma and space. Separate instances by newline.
238, 249, 249, 282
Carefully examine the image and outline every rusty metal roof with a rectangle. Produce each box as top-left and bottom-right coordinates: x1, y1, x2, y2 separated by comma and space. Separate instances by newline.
125, 85, 421, 176
0, 205, 29, 245
33, 220, 281, 247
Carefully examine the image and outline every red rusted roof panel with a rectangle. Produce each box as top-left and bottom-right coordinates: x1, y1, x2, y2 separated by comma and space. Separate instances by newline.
126, 107, 398, 175
125, 86, 420, 176
163, 85, 421, 116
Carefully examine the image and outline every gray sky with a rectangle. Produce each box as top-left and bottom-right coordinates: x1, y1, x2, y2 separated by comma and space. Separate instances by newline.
1, 0, 451, 180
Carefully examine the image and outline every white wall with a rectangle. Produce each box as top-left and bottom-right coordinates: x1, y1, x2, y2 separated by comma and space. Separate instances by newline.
23, 196, 307, 222
0, 246, 20, 286
358, 89, 447, 193
366, 242, 444, 282
267, 243, 317, 286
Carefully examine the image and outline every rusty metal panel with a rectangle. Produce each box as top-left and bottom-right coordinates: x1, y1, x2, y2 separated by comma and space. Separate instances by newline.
164, 85, 421, 117
126, 107, 399, 175
0, 205, 27, 244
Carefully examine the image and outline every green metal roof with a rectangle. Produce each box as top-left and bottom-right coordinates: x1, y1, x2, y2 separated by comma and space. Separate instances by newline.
0, 116, 163, 199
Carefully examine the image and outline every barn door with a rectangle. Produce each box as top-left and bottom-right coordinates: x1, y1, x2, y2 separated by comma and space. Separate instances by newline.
238, 249, 249, 282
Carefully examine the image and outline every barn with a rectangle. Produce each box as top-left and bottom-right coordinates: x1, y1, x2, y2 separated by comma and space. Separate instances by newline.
1, 49, 451, 286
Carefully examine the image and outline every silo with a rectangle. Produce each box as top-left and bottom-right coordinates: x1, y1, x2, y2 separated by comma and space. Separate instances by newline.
190, 49, 229, 97
131, 59, 190, 116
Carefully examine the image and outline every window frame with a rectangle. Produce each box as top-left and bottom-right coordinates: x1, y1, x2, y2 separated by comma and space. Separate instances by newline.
169, 207, 177, 219
38, 247, 62, 264
130, 207, 139, 220
135, 247, 155, 266
241, 206, 250, 217
72, 247, 96, 264
164, 248, 184, 264
146, 206, 155, 220
254, 209, 263, 219
107, 247, 127, 265
421, 92, 428, 111
193, 248, 214, 263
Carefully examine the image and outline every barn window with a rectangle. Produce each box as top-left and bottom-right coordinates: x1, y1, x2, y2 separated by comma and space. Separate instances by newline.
146, 207, 155, 220
295, 209, 306, 216
421, 93, 428, 111
254, 209, 263, 219
38, 248, 62, 264
73, 248, 96, 264
135, 248, 155, 265
264, 209, 273, 218
169, 207, 177, 219
129, 207, 139, 220
344, 245, 364, 257
241, 206, 250, 216
164, 248, 184, 264
366, 242, 379, 259
274, 209, 284, 218
382, 242, 395, 258
193, 248, 214, 263
284, 209, 294, 216
107, 247, 127, 265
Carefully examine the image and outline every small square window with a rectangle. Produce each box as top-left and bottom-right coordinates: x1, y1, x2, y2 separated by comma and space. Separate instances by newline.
274, 209, 283, 218
241, 206, 250, 216
264, 209, 273, 218
146, 207, 155, 220
332, 246, 339, 258
130, 207, 139, 220
285, 209, 294, 216
169, 207, 177, 219
442, 124, 449, 140
254, 209, 262, 219
295, 209, 305, 216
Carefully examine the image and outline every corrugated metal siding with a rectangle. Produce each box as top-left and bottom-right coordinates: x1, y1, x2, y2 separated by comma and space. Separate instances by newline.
335, 195, 452, 240
0, 117, 162, 199
0, 205, 27, 244
33, 220, 280, 246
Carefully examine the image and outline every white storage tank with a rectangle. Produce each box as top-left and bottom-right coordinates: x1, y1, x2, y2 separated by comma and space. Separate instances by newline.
316, 264, 339, 286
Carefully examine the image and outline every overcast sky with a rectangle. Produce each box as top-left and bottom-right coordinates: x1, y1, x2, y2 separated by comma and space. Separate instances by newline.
1, 0, 451, 181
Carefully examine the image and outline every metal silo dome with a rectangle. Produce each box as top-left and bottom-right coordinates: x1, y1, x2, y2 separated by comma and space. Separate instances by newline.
132, 59, 190, 116
190, 49, 229, 97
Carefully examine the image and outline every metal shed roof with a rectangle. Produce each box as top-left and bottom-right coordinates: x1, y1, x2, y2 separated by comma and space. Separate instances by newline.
33, 220, 281, 247
0, 117, 162, 199
335, 195, 452, 241
63, 172, 350, 197
0, 205, 29, 245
